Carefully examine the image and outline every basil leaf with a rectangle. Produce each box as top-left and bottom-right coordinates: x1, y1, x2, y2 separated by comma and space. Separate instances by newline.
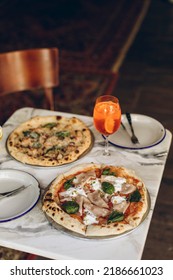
45, 145, 62, 154
43, 122, 57, 128
32, 142, 42, 148
64, 177, 76, 190
30, 131, 40, 139
102, 168, 116, 176
55, 131, 70, 138
107, 210, 124, 223
102, 181, 115, 195
23, 130, 31, 137
23, 130, 40, 139
61, 201, 79, 214
129, 189, 141, 202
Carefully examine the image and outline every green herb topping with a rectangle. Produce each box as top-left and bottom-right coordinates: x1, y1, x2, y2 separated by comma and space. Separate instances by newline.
42, 122, 57, 129
64, 177, 76, 190
61, 201, 79, 214
23, 130, 40, 139
102, 181, 115, 195
32, 142, 42, 148
102, 168, 116, 176
129, 189, 141, 202
55, 131, 70, 138
107, 210, 124, 223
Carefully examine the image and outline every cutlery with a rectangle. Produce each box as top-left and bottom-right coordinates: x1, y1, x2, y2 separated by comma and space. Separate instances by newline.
120, 121, 126, 131
125, 112, 139, 144
0, 184, 31, 199
121, 121, 132, 138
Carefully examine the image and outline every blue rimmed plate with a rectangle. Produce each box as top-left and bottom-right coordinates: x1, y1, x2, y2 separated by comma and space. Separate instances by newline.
0, 169, 40, 222
106, 114, 166, 150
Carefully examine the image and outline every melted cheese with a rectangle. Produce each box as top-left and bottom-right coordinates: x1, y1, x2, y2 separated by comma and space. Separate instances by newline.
111, 195, 126, 205
89, 178, 101, 190
60, 186, 86, 198
83, 209, 98, 225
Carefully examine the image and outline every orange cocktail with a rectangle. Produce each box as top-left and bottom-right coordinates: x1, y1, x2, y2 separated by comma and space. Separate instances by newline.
93, 95, 121, 156
93, 99, 121, 136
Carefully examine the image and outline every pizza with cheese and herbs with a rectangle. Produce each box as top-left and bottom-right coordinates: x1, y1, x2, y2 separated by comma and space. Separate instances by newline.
7, 115, 92, 166
42, 163, 149, 237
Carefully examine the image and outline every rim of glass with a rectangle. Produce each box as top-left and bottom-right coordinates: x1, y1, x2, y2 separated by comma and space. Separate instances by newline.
95, 95, 119, 103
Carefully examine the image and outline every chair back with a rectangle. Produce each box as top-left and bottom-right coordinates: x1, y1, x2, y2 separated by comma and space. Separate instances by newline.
0, 48, 59, 110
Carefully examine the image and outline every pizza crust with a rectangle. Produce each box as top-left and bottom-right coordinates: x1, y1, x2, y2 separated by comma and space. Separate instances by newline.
86, 222, 133, 237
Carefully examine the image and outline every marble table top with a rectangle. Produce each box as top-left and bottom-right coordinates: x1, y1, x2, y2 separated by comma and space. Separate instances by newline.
0, 107, 172, 259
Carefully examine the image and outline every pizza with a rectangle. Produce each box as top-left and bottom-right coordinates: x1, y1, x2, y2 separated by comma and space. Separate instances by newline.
42, 163, 148, 237
7, 115, 92, 166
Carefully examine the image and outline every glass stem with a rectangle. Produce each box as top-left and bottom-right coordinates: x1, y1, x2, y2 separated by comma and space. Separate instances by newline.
103, 136, 110, 156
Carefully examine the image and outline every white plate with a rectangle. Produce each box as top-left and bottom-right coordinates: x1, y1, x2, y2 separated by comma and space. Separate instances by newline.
107, 114, 166, 149
0, 169, 40, 222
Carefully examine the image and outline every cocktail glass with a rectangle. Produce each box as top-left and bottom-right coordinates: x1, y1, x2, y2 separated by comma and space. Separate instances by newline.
93, 95, 121, 157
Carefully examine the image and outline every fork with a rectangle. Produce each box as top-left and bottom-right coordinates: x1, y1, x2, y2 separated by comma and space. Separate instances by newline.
125, 112, 139, 144
121, 122, 132, 138
0, 184, 31, 199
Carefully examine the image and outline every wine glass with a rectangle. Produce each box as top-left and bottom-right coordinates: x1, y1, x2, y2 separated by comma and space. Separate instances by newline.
93, 95, 121, 156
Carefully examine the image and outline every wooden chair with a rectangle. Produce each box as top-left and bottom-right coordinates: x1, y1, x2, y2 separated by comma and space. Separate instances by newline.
0, 48, 59, 110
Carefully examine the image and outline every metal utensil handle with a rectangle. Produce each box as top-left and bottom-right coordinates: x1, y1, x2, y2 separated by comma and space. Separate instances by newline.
126, 112, 132, 125
0, 184, 31, 199
126, 112, 135, 132
121, 122, 126, 130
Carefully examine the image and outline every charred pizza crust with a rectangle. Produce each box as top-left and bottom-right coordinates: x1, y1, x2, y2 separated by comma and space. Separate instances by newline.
7, 115, 92, 166
42, 163, 149, 237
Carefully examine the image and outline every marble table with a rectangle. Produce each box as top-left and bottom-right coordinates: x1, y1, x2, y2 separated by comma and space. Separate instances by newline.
0, 107, 172, 260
